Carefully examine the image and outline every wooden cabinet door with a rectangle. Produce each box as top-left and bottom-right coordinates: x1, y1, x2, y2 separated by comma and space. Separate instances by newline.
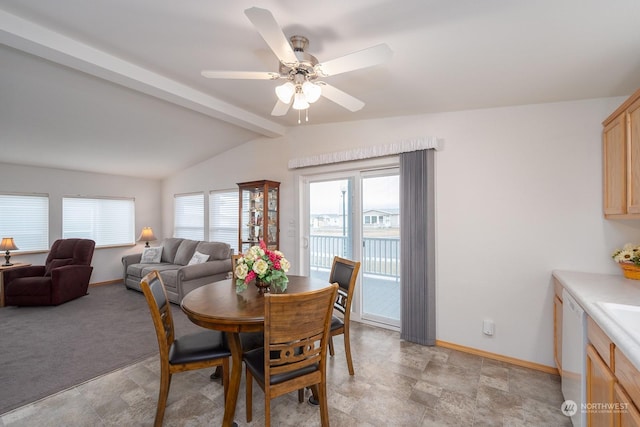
604, 114, 627, 215
627, 98, 640, 213
587, 344, 615, 427
554, 295, 562, 371
615, 383, 640, 427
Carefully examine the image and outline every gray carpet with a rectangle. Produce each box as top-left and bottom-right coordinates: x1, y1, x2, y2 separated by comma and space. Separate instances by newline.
0, 284, 202, 415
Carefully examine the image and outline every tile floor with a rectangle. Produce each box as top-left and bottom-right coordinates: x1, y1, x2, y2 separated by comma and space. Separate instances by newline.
0, 322, 571, 426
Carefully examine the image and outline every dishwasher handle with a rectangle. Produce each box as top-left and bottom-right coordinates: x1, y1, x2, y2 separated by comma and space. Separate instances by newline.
563, 289, 583, 316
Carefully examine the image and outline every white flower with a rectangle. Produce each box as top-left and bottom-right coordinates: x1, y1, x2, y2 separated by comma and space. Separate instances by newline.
614, 249, 635, 263
247, 246, 261, 259
253, 259, 269, 276
280, 257, 290, 272
235, 263, 248, 280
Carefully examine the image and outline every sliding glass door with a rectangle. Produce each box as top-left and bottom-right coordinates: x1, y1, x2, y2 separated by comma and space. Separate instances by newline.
301, 167, 400, 329
308, 178, 353, 282
361, 172, 400, 325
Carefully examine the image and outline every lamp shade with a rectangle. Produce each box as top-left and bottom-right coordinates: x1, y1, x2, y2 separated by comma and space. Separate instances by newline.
292, 91, 310, 110
302, 81, 321, 103
0, 237, 18, 251
137, 227, 157, 243
275, 82, 295, 104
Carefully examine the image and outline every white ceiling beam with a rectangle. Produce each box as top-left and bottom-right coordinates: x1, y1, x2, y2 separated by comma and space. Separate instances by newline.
0, 9, 286, 138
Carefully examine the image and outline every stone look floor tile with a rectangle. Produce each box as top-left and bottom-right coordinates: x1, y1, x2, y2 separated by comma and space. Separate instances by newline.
1, 322, 572, 426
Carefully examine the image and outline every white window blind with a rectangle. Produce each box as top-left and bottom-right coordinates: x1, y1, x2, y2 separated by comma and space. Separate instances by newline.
209, 189, 239, 252
63, 197, 135, 246
174, 193, 204, 240
0, 193, 49, 251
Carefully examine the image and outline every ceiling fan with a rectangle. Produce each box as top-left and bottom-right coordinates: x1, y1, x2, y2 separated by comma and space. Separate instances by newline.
201, 7, 393, 121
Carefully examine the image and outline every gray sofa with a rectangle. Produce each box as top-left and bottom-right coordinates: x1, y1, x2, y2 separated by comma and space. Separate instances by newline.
122, 238, 232, 303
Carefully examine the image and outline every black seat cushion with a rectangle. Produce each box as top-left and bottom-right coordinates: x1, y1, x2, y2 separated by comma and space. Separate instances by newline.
169, 330, 231, 365
330, 315, 344, 331
221, 331, 264, 352
243, 347, 318, 385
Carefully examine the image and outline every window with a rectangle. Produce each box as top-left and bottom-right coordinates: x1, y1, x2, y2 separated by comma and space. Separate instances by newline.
209, 189, 239, 252
63, 197, 134, 247
0, 193, 49, 251
174, 192, 204, 240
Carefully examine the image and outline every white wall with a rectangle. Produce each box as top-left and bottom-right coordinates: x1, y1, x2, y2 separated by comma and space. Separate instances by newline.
0, 163, 161, 283
164, 96, 640, 367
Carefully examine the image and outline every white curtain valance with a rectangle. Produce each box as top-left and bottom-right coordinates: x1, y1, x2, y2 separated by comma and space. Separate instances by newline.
287, 136, 442, 169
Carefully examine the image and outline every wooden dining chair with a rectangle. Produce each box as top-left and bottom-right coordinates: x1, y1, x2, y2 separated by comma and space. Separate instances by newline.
140, 270, 231, 427
243, 283, 339, 427
327, 256, 361, 376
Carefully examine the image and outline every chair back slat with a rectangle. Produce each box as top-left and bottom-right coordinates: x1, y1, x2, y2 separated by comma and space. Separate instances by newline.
269, 332, 323, 374
334, 290, 348, 314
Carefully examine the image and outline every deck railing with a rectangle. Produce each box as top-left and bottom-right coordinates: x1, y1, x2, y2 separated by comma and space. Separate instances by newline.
309, 235, 400, 279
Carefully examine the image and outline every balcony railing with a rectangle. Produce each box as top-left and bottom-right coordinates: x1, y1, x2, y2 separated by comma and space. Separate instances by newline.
309, 235, 400, 279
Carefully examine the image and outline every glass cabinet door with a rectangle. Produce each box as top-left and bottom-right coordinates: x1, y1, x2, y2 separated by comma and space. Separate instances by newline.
266, 187, 278, 248
238, 180, 279, 252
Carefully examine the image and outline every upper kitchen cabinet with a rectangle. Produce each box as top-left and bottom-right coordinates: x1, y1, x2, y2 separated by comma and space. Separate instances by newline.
603, 88, 640, 218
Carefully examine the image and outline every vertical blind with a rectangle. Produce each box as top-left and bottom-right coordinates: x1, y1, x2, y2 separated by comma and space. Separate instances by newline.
209, 189, 239, 253
62, 197, 135, 246
400, 149, 436, 345
0, 193, 49, 251
174, 192, 204, 240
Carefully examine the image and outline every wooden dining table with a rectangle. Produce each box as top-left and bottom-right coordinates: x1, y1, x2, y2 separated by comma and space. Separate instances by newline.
181, 275, 330, 427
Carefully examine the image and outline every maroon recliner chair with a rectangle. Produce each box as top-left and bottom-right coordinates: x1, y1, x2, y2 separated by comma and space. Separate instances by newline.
4, 239, 95, 306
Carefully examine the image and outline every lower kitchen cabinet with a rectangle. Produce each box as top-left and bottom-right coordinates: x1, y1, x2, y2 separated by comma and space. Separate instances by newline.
552, 273, 640, 427
587, 344, 616, 427
553, 280, 563, 370
614, 383, 640, 427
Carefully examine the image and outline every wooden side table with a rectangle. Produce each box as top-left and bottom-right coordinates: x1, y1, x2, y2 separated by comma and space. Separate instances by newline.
0, 263, 31, 307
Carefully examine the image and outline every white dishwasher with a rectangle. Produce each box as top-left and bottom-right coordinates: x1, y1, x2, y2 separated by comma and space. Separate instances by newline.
561, 289, 587, 426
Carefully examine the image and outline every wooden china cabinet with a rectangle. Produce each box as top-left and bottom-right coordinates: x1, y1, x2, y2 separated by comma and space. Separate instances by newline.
237, 180, 280, 253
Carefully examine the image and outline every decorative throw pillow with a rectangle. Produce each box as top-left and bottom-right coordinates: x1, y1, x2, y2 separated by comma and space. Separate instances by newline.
188, 251, 210, 265
141, 246, 163, 263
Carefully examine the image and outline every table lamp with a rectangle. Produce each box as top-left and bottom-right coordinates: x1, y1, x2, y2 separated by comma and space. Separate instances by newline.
138, 227, 157, 248
0, 237, 19, 266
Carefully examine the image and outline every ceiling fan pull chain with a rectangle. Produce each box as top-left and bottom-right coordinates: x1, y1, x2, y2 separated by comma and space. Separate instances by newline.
306, 109, 309, 122
298, 109, 301, 124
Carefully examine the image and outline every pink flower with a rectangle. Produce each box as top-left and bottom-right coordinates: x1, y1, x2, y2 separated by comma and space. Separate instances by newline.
273, 260, 281, 270
259, 240, 267, 250
245, 270, 256, 284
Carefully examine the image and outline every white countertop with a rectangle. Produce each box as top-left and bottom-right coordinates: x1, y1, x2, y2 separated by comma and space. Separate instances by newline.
553, 269, 640, 371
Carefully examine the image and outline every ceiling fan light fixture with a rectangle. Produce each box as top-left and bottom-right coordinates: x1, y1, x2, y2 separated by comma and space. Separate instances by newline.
292, 91, 310, 110
302, 81, 321, 103
275, 81, 295, 103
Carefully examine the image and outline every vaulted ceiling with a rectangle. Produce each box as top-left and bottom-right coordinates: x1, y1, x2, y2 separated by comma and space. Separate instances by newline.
2, 0, 639, 178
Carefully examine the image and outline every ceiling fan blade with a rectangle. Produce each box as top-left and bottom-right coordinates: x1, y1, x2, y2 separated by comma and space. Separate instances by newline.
271, 99, 291, 116
244, 7, 298, 66
316, 44, 393, 77
201, 70, 280, 80
319, 83, 365, 112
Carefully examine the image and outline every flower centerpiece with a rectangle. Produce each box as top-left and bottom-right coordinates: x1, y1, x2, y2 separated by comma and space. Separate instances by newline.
612, 243, 640, 280
234, 240, 290, 293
